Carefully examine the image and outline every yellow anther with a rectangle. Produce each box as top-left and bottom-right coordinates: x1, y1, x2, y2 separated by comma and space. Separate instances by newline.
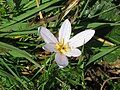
55, 39, 70, 54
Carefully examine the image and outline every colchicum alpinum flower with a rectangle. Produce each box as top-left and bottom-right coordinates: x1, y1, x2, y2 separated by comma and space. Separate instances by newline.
38, 19, 95, 68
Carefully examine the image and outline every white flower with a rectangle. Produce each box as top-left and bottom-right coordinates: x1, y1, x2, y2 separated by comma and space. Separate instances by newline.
38, 19, 95, 68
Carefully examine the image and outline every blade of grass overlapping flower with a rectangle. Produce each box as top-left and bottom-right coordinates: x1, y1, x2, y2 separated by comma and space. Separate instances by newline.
0, 58, 29, 90
0, 41, 41, 68
86, 46, 119, 66
0, 0, 60, 31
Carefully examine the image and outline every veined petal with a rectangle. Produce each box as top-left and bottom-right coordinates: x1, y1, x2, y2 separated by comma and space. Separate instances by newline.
43, 43, 56, 52
39, 27, 58, 44
55, 53, 68, 68
65, 48, 81, 57
59, 19, 71, 44
69, 30, 95, 47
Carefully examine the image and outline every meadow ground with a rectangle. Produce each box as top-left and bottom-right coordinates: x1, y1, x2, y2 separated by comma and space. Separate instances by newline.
0, 0, 120, 90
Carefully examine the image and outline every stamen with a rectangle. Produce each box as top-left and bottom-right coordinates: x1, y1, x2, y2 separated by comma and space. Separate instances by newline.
55, 39, 70, 54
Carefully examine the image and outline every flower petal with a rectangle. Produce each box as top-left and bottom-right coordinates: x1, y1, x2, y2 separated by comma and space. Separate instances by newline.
39, 27, 58, 44
55, 53, 68, 68
69, 29, 95, 47
59, 19, 71, 44
65, 48, 81, 57
43, 43, 56, 52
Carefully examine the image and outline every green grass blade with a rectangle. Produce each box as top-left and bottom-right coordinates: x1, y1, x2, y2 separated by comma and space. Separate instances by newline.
86, 46, 119, 66
0, 0, 60, 30
0, 58, 29, 90
0, 30, 37, 37
79, 0, 90, 19
87, 22, 120, 28
0, 41, 41, 68
89, 4, 120, 19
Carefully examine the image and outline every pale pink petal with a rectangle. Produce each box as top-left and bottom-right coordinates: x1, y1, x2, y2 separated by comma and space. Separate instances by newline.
55, 53, 68, 68
38, 27, 58, 44
59, 19, 71, 44
69, 30, 95, 47
65, 48, 81, 57
43, 43, 56, 52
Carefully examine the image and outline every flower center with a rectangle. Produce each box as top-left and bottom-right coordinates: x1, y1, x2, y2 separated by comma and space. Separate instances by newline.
55, 39, 70, 54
